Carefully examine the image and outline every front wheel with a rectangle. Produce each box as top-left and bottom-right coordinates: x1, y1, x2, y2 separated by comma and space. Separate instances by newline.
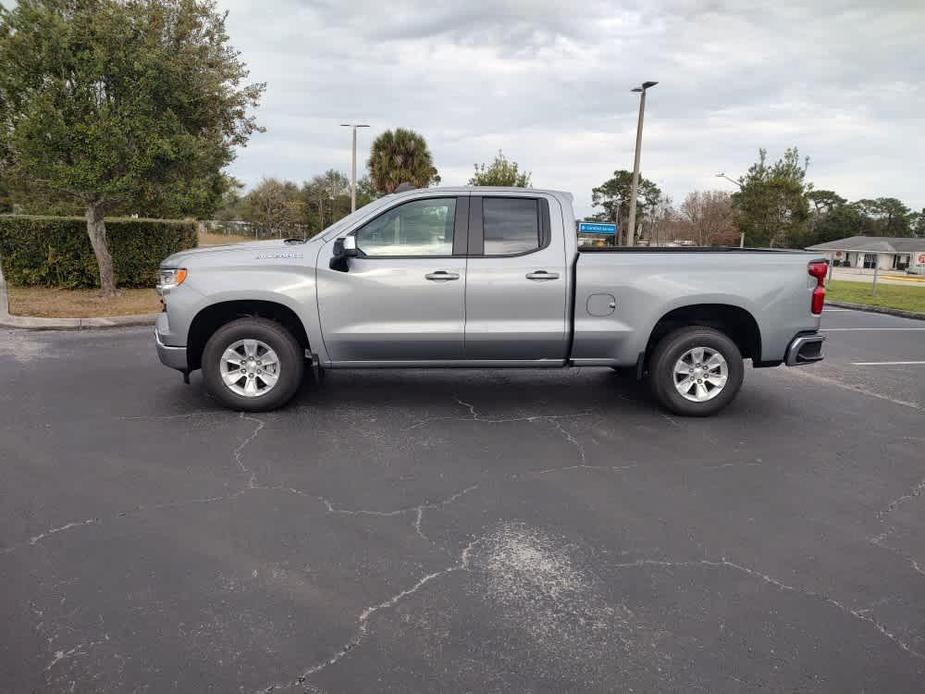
201, 317, 304, 412
647, 326, 744, 417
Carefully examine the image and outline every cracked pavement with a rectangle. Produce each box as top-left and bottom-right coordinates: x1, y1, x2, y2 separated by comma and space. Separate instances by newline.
1, 309, 924, 692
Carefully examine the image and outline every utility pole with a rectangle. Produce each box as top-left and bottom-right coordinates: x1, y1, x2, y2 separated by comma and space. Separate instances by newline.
626, 81, 658, 247
340, 123, 370, 212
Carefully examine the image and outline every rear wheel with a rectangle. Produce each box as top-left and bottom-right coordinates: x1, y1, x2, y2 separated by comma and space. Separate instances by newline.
202, 317, 304, 412
648, 326, 744, 416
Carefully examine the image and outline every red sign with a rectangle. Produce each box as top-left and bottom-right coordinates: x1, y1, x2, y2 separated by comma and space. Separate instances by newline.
918, 253, 925, 265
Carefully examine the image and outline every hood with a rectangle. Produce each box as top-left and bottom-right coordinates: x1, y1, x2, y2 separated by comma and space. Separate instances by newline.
161, 238, 316, 267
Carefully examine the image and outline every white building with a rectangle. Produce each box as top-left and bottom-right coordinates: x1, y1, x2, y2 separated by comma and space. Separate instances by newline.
806, 236, 925, 273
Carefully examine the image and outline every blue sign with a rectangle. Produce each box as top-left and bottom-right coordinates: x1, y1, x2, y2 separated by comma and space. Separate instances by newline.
578, 221, 617, 235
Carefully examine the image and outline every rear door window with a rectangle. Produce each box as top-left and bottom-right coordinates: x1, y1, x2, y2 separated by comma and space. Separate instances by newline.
482, 198, 541, 255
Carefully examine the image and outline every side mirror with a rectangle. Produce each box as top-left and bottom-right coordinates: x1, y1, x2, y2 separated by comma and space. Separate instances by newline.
329, 236, 358, 271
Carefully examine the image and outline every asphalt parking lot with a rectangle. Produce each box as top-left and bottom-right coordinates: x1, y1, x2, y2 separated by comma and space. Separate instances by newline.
1, 307, 923, 693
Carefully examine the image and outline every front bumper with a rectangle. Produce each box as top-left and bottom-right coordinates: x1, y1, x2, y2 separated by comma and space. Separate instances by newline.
155, 329, 188, 372
785, 332, 825, 366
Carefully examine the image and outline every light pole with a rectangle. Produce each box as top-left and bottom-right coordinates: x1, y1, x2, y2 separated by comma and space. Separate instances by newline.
626, 81, 657, 247
340, 123, 370, 212
715, 172, 742, 189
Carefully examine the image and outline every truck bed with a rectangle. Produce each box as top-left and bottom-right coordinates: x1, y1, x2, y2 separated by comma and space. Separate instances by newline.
570, 248, 822, 367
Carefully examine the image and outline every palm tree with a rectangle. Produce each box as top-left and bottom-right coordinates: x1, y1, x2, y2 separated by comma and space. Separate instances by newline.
367, 128, 440, 194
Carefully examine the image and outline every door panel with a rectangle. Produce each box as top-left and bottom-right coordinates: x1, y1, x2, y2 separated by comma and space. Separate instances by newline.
464, 196, 569, 360
316, 196, 468, 363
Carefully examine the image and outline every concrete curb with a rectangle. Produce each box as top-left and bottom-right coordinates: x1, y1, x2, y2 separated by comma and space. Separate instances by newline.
0, 313, 159, 331
827, 300, 925, 322
0, 263, 158, 331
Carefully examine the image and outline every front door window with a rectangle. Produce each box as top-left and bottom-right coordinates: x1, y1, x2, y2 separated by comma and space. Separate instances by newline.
355, 198, 457, 257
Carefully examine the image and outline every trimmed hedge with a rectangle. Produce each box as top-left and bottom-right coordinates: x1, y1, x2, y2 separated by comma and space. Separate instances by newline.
0, 215, 198, 288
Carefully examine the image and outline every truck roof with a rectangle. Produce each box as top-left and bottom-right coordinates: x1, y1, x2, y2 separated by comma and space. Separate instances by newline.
388, 186, 574, 202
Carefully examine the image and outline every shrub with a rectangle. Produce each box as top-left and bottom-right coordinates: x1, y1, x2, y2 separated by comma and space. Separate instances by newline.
0, 215, 198, 288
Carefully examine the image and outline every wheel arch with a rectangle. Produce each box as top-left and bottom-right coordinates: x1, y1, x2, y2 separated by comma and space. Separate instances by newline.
186, 300, 310, 372
644, 304, 762, 365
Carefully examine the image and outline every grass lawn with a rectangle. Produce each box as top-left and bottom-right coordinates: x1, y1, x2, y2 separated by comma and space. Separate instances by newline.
5, 233, 251, 318
7, 286, 161, 318
827, 279, 925, 315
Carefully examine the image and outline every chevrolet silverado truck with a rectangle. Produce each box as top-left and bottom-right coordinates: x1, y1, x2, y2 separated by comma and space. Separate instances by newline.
155, 187, 827, 416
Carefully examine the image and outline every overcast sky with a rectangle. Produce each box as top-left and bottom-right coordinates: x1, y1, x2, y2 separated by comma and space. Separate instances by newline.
219, 0, 924, 218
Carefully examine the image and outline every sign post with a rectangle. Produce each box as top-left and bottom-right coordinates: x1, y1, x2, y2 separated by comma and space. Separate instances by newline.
872, 254, 879, 297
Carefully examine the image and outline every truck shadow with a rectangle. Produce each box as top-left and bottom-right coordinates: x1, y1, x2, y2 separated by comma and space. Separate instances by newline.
293, 367, 653, 415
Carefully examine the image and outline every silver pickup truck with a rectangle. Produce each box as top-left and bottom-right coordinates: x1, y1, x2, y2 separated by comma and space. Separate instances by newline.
155, 187, 827, 416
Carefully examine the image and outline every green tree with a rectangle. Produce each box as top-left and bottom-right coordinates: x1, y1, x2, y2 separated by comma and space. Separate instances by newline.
807, 200, 865, 246
355, 175, 379, 208
852, 198, 912, 237
0, 0, 263, 295
238, 178, 302, 236
591, 170, 662, 245
912, 208, 925, 237
367, 128, 440, 195
731, 148, 810, 248
469, 149, 531, 187
0, 174, 13, 213
807, 190, 847, 216
213, 176, 246, 222
301, 170, 351, 234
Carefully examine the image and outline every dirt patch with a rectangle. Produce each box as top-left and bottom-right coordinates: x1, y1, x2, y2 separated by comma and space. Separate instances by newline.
198, 231, 252, 247
7, 286, 160, 318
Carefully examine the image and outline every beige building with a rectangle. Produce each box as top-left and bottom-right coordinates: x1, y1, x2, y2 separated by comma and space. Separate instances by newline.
806, 236, 925, 273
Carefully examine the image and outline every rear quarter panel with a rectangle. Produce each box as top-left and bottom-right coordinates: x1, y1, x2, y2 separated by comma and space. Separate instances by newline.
572, 251, 823, 365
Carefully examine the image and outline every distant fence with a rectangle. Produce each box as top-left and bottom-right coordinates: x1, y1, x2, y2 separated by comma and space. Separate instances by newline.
201, 220, 313, 240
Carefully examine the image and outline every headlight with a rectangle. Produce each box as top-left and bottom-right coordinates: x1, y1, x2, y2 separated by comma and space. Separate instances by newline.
156, 267, 188, 293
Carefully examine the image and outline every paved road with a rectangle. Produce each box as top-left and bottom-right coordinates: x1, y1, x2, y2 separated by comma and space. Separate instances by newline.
1, 309, 923, 693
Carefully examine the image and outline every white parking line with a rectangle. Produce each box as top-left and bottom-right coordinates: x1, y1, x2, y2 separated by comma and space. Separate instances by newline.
852, 361, 925, 366
821, 328, 925, 332
786, 369, 922, 410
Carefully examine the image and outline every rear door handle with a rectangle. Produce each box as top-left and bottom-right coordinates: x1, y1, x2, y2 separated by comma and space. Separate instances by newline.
526, 270, 560, 280
425, 270, 460, 281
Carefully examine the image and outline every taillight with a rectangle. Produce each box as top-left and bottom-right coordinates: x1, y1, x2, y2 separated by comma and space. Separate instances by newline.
808, 261, 828, 282
808, 261, 827, 315
811, 286, 825, 314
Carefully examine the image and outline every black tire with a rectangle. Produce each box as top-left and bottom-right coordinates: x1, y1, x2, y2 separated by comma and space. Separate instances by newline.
201, 317, 304, 412
647, 326, 744, 417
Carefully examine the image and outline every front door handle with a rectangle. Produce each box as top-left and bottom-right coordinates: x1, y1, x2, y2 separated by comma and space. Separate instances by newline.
526, 270, 560, 281
425, 270, 460, 281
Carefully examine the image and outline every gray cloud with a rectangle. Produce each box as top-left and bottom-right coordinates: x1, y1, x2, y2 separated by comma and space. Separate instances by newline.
220, 0, 925, 216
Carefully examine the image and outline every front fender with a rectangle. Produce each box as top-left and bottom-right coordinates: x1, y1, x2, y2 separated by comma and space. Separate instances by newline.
161, 263, 321, 357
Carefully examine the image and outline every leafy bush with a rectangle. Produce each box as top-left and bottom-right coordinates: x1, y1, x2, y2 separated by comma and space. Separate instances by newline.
0, 215, 197, 288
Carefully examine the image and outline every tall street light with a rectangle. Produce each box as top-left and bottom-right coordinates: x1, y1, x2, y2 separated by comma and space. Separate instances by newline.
340, 123, 370, 212
715, 172, 743, 189
626, 81, 657, 247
